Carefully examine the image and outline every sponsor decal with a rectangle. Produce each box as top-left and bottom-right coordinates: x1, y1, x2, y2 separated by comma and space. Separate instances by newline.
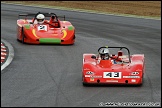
106, 80, 118, 82
86, 71, 94, 75
90, 76, 102, 78
131, 72, 139, 75
85, 75, 90, 77
131, 79, 136, 82
85, 75, 102, 78
123, 76, 140, 78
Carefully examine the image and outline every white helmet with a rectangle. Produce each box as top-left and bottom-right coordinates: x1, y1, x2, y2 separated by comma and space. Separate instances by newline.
99, 48, 109, 54
36, 14, 45, 24
99, 48, 110, 60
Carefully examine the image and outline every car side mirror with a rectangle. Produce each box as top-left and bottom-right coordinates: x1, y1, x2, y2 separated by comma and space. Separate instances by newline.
91, 55, 96, 59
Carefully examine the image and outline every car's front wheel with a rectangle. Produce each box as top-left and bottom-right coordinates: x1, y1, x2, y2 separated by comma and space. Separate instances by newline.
21, 27, 25, 44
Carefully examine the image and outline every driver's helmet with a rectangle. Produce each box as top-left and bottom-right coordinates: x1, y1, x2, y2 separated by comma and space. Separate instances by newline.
99, 48, 110, 60
36, 14, 45, 24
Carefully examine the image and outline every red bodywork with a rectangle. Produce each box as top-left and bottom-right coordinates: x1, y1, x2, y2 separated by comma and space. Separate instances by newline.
17, 13, 75, 45
82, 47, 145, 86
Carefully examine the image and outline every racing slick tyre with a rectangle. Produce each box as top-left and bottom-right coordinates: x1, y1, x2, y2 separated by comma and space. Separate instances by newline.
82, 76, 90, 86
21, 27, 25, 44
82, 82, 89, 86
82, 76, 87, 86
139, 76, 144, 86
137, 74, 144, 86
17, 39, 21, 42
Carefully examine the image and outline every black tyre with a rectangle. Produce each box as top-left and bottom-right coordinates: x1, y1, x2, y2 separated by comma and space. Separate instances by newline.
82, 82, 89, 86
21, 27, 25, 44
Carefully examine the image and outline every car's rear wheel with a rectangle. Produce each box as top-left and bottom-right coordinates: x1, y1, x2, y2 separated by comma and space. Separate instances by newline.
138, 78, 143, 86
141, 75, 144, 85
137, 74, 143, 86
83, 82, 88, 86
17, 39, 21, 42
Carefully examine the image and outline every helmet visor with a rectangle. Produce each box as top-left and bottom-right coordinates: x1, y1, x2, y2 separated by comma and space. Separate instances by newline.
37, 19, 44, 22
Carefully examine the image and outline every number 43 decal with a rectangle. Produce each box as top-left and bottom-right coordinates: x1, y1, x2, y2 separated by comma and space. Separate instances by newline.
103, 72, 121, 78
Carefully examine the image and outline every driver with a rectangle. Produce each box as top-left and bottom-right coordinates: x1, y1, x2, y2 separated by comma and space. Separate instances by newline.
49, 15, 59, 27
98, 47, 118, 64
35, 13, 45, 24
99, 48, 110, 60
50, 15, 57, 23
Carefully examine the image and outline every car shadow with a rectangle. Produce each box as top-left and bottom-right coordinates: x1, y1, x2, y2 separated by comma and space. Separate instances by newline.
83, 84, 143, 87
17, 39, 74, 46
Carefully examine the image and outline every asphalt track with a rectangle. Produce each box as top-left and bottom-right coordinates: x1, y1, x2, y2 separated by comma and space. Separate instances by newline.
1, 3, 161, 107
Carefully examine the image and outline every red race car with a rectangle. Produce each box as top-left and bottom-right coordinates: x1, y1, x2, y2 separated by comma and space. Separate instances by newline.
17, 12, 75, 45
82, 46, 145, 86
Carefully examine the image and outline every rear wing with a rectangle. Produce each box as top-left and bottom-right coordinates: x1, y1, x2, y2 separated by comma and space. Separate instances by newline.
18, 12, 65, 20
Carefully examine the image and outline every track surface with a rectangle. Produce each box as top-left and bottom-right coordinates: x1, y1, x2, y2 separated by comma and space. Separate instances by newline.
1, 3, 161, 107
